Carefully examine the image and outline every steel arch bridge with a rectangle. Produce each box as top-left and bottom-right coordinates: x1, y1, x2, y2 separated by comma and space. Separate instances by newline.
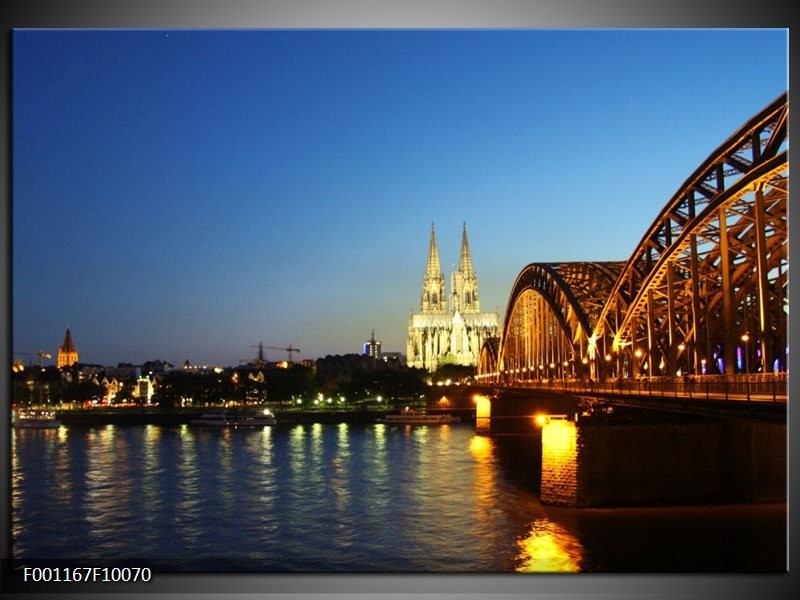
479, 92, 788, 386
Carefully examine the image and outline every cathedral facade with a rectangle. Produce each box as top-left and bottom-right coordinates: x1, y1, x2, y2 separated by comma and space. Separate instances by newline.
407, 223, 500, 372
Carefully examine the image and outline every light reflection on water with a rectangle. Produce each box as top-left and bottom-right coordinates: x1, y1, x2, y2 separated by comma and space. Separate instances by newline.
11, 423, 785, 573
515, 518, 583, 572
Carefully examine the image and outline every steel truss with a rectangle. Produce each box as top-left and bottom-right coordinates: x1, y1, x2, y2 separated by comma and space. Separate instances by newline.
485, 92, 788, 383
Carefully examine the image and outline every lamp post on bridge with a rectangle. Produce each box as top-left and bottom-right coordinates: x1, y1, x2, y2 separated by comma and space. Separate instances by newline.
634, 348, 643, 378
740, 333, 750, 374
741, 333, 750, 401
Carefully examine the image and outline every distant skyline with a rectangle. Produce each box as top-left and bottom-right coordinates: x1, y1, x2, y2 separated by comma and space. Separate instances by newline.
12, 28, 788, 367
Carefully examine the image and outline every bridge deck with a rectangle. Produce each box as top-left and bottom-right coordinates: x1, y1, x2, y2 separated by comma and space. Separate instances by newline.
472, 374, 786, 422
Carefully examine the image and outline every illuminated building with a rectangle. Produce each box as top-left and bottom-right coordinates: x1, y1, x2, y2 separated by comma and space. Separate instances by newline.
407, 223, 500, 371
57, 327, 79, 368
363, 329, 382, 358
136, 376, 154, 403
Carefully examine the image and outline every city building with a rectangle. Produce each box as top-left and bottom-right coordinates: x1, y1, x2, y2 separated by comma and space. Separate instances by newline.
363, 330, 382, 358
135, 375, 155, 403
407, 223, 500, 371
57, 327, 79, 368
379, 351, 405, 363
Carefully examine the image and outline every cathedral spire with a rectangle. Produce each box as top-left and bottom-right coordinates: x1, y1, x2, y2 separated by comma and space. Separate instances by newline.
421, 222, 447, 314
453, 222, 480, 314
459, 222, 474, 276
426, 222, 442, 277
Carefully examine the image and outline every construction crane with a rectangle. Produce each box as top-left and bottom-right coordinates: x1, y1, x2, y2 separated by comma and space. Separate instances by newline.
247, 343, 268, 366
250, 342, 301, 363
14, 351, 51, 368
36, 351, 52, 367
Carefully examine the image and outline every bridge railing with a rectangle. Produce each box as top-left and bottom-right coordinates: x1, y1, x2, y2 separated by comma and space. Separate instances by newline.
494, 373, 787, 403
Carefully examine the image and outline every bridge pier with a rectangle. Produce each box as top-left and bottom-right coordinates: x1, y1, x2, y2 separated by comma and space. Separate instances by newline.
472, 389, 579, 436
467, 386, 785, 507
539, 415, 785, 507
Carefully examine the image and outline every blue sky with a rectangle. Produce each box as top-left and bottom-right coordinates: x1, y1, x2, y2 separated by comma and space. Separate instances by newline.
12, 28, 788, 367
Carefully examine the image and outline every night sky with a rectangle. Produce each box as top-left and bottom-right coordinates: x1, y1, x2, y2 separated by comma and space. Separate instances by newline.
12, 28, 788, 367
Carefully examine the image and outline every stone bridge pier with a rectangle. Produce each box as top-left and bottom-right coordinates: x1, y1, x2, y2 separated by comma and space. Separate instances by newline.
468, 388, 785, 507
539, 415, 785, 507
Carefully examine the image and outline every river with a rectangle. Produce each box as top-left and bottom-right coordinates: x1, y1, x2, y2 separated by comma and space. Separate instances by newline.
10, 421, 786, 573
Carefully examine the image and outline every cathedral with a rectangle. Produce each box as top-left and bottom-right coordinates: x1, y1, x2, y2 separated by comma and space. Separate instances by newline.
407, 223, 500, 372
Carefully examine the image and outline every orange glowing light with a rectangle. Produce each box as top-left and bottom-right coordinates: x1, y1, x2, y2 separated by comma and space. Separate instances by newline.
542, 419, 575, 454
473, 394, 491, 420
468, 434, 492, 459
515, 519, 583, 572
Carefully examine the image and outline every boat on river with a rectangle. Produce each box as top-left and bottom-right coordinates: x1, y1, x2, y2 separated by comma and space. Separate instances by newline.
375, 407, 460, 425
12, 409, 61, 429
189, 410, 276, 427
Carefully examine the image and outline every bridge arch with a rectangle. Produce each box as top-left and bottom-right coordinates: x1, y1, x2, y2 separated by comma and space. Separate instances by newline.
489, 92, 787, 384
476, 337, 500, 381
494, 262, 623, 381
593, 92, 788, 378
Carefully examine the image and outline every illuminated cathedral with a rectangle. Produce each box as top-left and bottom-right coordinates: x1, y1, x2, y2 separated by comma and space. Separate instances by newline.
407, 223, 500, 371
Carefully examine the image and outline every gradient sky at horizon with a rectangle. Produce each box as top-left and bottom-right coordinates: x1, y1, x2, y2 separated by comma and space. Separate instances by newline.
12, 28, 787, 367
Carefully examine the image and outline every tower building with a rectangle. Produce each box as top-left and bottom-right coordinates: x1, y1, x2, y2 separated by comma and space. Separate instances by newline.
57, 327, 79, 368
407, 223, 500, 371
364, 329, 382, 359
421, 223, 447, 314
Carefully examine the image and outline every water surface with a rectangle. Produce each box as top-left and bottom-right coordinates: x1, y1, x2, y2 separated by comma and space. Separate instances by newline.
11, 422, 786, 572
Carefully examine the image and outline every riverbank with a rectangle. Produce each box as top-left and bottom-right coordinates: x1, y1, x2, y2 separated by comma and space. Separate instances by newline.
53, 407, 476, 426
